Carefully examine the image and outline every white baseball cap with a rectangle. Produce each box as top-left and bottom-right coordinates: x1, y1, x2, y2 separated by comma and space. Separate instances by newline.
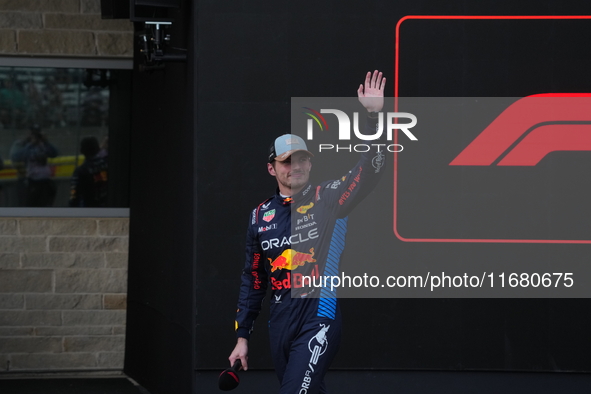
268, 134, 314, 163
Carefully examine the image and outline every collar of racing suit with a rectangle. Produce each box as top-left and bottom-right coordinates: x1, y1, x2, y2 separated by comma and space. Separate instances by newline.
275, 183, 314, 205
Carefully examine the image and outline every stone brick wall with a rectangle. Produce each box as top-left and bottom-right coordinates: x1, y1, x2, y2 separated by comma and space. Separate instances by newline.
0, 0, 133, 374
0, 0, 133, 57
0, 218, 129, 371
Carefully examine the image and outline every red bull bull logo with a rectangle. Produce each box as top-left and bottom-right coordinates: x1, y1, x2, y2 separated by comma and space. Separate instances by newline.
271, 265, 320, 290
268, 248, 316, 272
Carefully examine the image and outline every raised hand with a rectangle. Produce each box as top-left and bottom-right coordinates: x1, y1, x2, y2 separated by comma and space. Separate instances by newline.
357, 70, 385, 113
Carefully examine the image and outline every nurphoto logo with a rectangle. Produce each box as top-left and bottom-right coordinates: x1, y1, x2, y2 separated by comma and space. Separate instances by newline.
302, 107, 418, 153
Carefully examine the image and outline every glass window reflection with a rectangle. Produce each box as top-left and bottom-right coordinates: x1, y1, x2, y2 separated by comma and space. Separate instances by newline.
0, 67, 114, 207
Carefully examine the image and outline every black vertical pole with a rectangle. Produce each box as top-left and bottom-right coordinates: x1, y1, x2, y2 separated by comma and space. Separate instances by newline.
124, 1, 196, 393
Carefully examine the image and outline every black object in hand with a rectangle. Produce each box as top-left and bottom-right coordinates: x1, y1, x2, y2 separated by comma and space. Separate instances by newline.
218, 359, 241, 391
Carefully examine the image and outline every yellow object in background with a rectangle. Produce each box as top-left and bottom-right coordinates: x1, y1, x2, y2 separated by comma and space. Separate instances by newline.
0, 155, 84, 181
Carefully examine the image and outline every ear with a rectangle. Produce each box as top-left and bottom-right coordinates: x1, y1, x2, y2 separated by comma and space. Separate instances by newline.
267, 162, 276, 176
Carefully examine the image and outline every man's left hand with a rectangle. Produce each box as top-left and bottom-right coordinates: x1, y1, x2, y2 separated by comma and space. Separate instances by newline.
357, 70, 385, 113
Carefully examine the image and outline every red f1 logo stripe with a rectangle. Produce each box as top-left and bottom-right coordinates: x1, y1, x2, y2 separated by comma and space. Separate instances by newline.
498, 124, 591, 165
449, 94, 591, 166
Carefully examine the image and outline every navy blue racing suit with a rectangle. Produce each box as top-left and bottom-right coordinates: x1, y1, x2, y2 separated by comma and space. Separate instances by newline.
235, 115, 385, 394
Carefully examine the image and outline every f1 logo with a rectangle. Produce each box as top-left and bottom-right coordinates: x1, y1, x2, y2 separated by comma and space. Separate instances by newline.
450, 94, 591, 166
395, 16, 591, 244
